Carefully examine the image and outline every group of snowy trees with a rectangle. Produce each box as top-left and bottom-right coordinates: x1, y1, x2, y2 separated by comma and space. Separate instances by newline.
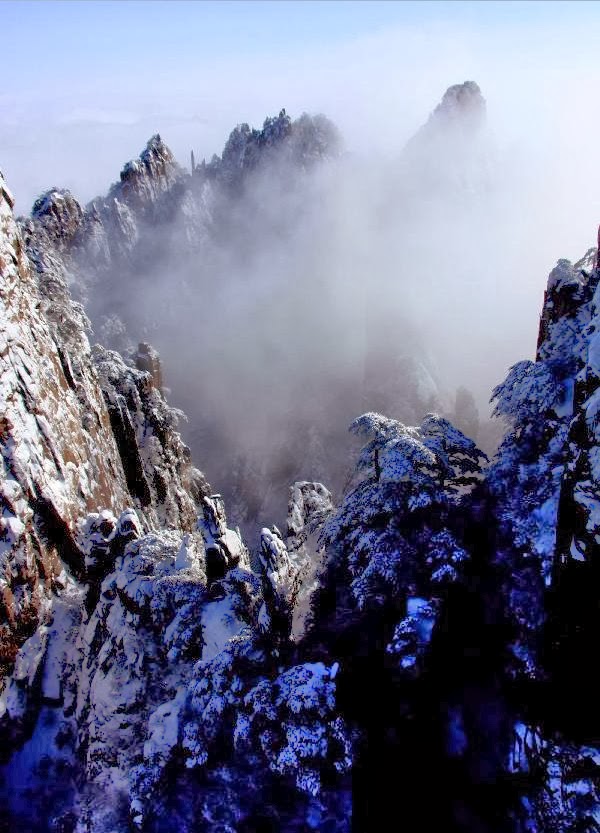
166, 406, 490, 830
86, 354, 588, 831
319, 412, 486, 669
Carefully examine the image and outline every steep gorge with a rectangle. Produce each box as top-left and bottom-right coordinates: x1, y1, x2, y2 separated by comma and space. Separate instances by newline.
2, 82, 600, 833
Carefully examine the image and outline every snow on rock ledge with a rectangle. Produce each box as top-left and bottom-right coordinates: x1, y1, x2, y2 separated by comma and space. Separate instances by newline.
94, 345, 209, 532
0, 171, 132, 680
0, 171, 209, 687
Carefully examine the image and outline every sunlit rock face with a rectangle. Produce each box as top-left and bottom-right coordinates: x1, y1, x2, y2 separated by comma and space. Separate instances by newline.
30, 188, 85, 250
0, 172, 130, 679
133, 342, 164, 392
0, 171, 207, 684
114, 134, 184, 216
93, 344, 209, 531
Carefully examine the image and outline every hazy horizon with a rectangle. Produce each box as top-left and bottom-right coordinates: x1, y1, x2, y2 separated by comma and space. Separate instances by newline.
2, 0, 600, 267
3, 0, 600, 510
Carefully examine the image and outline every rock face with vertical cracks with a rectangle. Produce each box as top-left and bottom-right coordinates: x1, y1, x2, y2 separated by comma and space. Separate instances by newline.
0, 171, 208, 682
93, 345, 209, 531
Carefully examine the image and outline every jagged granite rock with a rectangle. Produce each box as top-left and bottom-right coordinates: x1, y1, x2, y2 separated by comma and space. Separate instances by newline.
134, 342, 163, 392
1, 173, 208, 686
0, 492, 349, 833
402, 80, 489, 195
93, 345, 209, 531
112, 134, 184, 218
31, 189, 84, 250
20, 115, 340, 332
0, 172, 131, 679
197, 109, 341, 192
406, 80, 486, 156
20, 135, 210, 318
257, 525, 296, 641
426, 80, 486, 133
198, 494, 250, 584
286, 481, 334, 640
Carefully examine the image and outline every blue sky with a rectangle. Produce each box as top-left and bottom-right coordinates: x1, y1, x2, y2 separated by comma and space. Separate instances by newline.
2, 0, 600, 220
3, 1, 600, 93
4, 1, 599, 62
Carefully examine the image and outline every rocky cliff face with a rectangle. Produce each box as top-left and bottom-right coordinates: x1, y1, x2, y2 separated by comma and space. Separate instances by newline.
0, 472, 344, 833
20, 115, 340, 320
1, 172, 129, 679
20, 134, 209, 317
93, 345, 207, 531
1, 174, 345, 829
0, 171, 207, 686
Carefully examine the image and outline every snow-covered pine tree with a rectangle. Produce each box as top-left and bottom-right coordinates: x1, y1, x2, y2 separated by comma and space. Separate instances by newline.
318, 411, 484, 661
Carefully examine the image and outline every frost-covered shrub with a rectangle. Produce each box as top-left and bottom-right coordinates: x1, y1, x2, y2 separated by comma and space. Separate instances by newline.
183, 629, 261, 768
486, 353, 578, 677
321, 412, 481, 615
236, 661, 352, 796
490, 358, 574, 549
183, 632, 351, 797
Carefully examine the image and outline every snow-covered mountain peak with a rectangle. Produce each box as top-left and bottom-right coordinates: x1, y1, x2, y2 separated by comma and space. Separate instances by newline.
30, 188, 84, 248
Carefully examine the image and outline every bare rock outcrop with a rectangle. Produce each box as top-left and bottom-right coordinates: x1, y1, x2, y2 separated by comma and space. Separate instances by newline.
0, 172, 131, 678
93, 345, 209, 532
133, 341, 163, 392
30, 188, 84, 250
0, 173, 207, 684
